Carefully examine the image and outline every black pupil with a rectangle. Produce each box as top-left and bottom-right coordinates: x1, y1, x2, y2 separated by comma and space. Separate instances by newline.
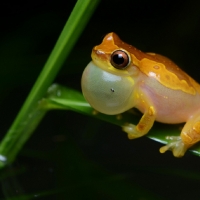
113, 54, 124, 65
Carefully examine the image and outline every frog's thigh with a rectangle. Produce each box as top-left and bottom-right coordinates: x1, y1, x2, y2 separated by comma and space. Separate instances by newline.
123, 106, 156, 139
160, 115, 200, 157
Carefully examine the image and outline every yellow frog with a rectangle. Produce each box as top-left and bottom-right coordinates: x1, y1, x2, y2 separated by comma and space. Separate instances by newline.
81, 32, 200, 157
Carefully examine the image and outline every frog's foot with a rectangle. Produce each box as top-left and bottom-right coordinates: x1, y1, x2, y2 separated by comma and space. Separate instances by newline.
159, 136, 188, 157
122, 124, 144, 139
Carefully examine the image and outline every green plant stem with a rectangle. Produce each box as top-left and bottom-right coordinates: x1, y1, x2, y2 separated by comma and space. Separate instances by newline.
0, 0, 100, 168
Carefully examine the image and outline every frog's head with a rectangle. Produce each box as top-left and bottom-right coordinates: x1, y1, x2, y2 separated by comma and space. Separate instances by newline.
91, 32, 141, 77
81, 32, 139, 115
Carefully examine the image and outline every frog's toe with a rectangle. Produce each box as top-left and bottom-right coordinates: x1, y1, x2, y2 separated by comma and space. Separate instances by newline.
159, 138, 187, 157
122, 124, 141, 139
165, 136, 181, 141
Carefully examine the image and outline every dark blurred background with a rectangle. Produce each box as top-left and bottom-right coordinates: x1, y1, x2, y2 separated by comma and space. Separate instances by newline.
1, 0, 200, 199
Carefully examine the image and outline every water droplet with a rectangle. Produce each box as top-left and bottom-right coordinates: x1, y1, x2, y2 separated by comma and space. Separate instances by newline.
56, 90, 61, 96
0, 155, 7, 162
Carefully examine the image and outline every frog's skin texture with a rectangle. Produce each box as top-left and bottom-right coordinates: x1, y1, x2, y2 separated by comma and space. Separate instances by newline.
81, 32, 200, 157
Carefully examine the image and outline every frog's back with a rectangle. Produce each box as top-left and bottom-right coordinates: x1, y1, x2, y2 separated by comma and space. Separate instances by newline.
109, 32, 200, 96
139, 52, 200, 96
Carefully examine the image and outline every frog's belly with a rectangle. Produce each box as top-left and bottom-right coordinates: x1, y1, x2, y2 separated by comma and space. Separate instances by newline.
153, 93, 200, 124
137, 78, 200, 124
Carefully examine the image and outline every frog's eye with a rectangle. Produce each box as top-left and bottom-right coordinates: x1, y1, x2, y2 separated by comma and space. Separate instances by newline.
110, 50, 130, 69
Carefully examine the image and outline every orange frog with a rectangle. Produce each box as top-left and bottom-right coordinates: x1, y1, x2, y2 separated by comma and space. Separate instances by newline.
81, 32, 200, 157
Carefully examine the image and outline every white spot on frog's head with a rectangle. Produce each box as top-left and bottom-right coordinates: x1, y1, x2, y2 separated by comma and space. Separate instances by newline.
96, 50, 104, 55
107, 35, 113, 41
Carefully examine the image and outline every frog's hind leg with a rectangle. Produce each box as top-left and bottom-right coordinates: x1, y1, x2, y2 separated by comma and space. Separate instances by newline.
160, 117, 200, 157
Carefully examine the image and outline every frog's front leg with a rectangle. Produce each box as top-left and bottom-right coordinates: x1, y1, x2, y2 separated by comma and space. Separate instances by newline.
123, 106, 156, 139
160, 115, 200, 157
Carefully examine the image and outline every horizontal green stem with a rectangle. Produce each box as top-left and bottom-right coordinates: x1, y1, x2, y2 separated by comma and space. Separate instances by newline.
44, 84, 200, 157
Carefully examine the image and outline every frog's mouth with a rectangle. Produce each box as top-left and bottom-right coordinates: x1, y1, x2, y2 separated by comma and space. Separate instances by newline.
81, 61, 135, 115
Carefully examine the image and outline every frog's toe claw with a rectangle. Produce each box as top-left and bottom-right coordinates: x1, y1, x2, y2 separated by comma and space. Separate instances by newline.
159, 137, 187, 157
122, 124, 141, 139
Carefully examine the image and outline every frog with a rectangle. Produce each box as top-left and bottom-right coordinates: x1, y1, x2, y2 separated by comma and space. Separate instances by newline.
81, 32, 200, 157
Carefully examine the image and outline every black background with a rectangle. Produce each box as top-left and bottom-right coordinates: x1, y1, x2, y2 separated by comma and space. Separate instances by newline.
1, 0, 200, 199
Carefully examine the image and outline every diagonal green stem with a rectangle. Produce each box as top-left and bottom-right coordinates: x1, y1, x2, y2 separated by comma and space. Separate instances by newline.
0, 0, 100, 168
